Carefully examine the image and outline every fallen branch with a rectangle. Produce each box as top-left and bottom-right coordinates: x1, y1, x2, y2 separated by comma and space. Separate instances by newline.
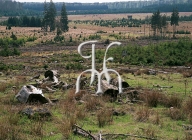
73, 124, 97, 140
182, 124, 192, 130
153, 85, 173, 89
101, 133, 157, 140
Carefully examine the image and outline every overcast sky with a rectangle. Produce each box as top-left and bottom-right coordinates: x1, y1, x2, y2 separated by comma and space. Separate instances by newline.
16, 0, 135, 3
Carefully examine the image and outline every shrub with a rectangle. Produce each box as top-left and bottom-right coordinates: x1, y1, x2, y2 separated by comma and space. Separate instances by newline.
136, 106, 150, 122
97, 107, 113, 127
27, 36, 37, 42
43, 64, 48, 70
6, 25, 11, 30
83, 94, 104, 111
0, 82, 7, 92
0, 62, 8, 70
69, 36, 73, 42
154, 111, 160, 125
58, 117, 74, 139
160, 94, 182, 108
54, 35, 64, 42
143, 125, 157, 139
97, 30, 107, 34
89, 34, 101, 40
139, 90, 162, 107
10, 32, 17, 40
166, 107, 186, 120
185, 133, 192, 140
182, 97, 192, 124
183, 97, 192, 114
104, 39, 110, 44
65, 63, 83, 70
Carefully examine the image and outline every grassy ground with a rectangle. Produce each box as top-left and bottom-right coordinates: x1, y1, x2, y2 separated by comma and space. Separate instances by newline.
0, 12, 192, 140
0, 52, 192, 139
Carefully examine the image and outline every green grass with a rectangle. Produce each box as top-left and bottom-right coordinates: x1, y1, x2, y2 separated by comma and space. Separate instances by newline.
125, 73, 192, 96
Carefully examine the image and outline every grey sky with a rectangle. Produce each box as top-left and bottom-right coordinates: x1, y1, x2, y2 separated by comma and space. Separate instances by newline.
16, 0, 136, 3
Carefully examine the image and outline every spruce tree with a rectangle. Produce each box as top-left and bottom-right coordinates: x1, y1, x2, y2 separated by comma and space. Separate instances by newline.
161, 14, 168, 37
42, 0, 56, 32
60, 3, 69, 32
151, 10, 161, 37
48, 0, 56, 31
171, 8, 179, 38
42, 0, 48, 31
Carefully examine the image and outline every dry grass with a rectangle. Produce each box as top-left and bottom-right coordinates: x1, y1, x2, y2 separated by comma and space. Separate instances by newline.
160, 94, 182, 108
55, 90, 87, 138
183, 97, 192, 124
166, 107, 186, 120
0, 12, 192, 46
143, 125, 157, 139
139, 90, 162, 107
82, 94, 104, 111
0, 82, 7, 92
96, 107, 113, 127
183, 69, 192, 78
68, 12, 192, 21
185, 133, 192, 140
57, 116, 75, 139
135, 106, 150, 122
151, 111, 161, 125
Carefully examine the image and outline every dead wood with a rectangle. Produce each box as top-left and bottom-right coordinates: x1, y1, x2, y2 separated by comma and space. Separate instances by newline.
101, 133, 157, 140
73, 124, 97, 140
153, 85, 173, 88
110, 78, 129, 88
101, 80, 118, 102
171, 66, 191, 69
44, 70, 58, 79
182, 124, 192, 130
29, 74, 40, 81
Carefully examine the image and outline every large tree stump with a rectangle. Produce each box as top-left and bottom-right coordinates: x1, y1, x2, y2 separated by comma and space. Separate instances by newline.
101, 80, 119, 102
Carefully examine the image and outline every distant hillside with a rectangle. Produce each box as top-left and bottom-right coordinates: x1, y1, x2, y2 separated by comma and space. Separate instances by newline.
1, 0, 192, 16
0, 0, 23, 16
23, 0, 192, 14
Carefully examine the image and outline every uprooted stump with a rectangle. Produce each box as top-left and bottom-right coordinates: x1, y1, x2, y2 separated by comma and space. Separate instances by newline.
126, 90, 140, 102
27, 94, 49, 104
21, 106, 51, 119
15, 85, 49, 104
44, 70, 59, 80
110, 78, 129, 88
101, 80, 119, 102
44, 70, 59, 83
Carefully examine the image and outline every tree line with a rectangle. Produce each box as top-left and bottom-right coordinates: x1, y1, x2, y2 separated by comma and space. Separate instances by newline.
5, 16, 42, 27
1, 1, 192, 16
23, 2, 108, 12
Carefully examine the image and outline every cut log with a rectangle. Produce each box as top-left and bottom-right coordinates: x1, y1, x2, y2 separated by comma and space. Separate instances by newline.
101, 80, 118, 102
111, 78, 129, 88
